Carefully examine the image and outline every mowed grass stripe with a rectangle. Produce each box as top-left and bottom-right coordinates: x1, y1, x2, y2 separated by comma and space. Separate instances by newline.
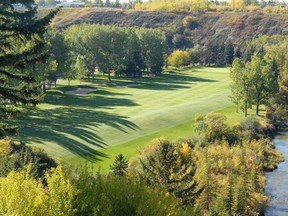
113, 70, 230, 116
86, 69, 231, 148
17, 67, 232, 167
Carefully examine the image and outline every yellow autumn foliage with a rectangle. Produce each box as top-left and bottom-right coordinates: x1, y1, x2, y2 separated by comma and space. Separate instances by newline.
167, 50, 191, 67
180, 143, 191, 159
135, 0, 209, 12
0, 139, 13, 157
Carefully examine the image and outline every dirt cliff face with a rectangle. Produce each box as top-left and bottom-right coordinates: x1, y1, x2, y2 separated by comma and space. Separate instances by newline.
53, 9, 288, 48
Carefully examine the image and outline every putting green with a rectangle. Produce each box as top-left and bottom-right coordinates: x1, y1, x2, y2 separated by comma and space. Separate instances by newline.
17, 67, 234, 170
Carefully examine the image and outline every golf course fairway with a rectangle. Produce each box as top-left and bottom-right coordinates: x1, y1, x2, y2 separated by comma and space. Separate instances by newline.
17, 67, 238, 171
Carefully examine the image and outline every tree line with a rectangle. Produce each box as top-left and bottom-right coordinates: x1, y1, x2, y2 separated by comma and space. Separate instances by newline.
230, 35, 288, 119
134, 0, 288, 13
44, 24, 166, 86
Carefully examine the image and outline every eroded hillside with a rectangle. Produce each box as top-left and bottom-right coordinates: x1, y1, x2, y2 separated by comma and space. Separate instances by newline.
52, 8, 288, 49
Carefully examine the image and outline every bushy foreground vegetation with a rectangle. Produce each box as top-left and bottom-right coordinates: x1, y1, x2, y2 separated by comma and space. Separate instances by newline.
0, 140, 57, 178
0, 164, 192, 216
128, 113, 283, 215
0, 112, 283, 215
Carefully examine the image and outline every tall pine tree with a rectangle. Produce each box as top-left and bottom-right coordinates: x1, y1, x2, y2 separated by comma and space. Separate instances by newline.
0, 1, 58, 137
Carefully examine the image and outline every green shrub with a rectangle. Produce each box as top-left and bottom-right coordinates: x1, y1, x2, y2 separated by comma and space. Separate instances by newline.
266, 104, 288, 130
73, 168, 199, 215
182, 16, 198, 29
0, 164, 190, 216
0, 139, 57, 178
239, 116, 262, 140
194, 113, 239, 145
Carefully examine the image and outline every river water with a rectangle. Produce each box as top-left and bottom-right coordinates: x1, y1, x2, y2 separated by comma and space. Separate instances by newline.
265, 133, 288, 216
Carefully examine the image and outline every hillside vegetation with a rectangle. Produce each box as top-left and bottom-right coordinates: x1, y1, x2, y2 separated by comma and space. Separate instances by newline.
51, 8, 288, 50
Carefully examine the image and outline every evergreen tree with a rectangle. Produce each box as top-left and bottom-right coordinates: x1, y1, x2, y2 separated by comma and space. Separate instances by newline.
234, 47, 241, 59
0, 1, 58, 137
196, 148, 218, 211
224, 41, 234, 66
105, 0, 110, 7
110, 154, 128, 176
138, 138, 201, 206
231, 175, 247, 215
216, 43, 225, 66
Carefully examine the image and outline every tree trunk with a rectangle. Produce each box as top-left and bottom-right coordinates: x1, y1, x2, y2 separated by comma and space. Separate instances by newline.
245, 101, 248, 117
92, 70, 95, 83
256, 103, 259, 116
88, 72, 90, 82
68, 79, 70, 86
108, 71, 111, 81
42, 83, 46, 93
236, 101, 238, 113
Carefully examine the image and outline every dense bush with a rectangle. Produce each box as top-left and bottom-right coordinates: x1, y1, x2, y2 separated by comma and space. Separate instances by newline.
194, 113, 239, 145
193, 140, 270, 215
167, 50, 191, 67
237, 116, 276, 140
0, 139, 57, 178
132, 114, 283, 215
266, 104, 288, 130
128, 112, 284, 215
0, 165, 189, 216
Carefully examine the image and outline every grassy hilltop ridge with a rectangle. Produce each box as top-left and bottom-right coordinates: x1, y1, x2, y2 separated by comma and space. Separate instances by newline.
17, 67, 240, 170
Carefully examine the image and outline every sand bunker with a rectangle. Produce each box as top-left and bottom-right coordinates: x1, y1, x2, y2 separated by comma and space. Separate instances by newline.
65, 88, 96, 96
111, 84, 143, 88
127, 84, 143, 87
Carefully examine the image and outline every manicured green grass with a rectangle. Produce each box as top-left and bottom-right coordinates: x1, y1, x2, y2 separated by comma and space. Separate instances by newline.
16, 67, 242, 171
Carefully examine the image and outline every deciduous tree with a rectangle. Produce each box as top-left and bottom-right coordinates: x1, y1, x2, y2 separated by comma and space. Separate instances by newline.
167, 50, 191, 67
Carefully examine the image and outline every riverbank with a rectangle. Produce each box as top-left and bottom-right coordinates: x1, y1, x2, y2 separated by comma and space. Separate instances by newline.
265, 132, 288, 215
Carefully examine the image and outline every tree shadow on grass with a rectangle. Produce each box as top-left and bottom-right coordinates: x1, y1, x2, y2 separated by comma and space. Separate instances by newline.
91, 89, 131, 96
44, 92, 137, 109
17, 106, 139, 162
22, 130, 108, 162
128, 73, 217, 91
150, 73, 216, 85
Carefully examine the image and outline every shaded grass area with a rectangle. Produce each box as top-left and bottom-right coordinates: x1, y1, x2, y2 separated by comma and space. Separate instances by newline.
15, 67, 234, 168
18, 92, 139, 162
